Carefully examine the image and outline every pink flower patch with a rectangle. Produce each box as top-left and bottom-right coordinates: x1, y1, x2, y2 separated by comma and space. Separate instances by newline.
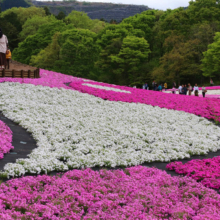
0, 166, 220, 219
166, 157, 220, 190
0, 120, 13, 159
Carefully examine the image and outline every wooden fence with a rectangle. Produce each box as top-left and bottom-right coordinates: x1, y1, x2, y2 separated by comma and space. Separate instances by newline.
0, 68, 40, 78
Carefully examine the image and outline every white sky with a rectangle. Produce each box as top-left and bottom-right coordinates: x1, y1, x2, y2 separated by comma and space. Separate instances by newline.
37, 0, 190, 10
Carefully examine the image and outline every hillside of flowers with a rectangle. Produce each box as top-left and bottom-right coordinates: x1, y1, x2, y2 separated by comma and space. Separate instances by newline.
69, 80, 220, 121
0, 120, 13, 159
0, 70, 219, 177
0, 81, 220, 177
167, 157, 220, 190
1, 166, 220, 219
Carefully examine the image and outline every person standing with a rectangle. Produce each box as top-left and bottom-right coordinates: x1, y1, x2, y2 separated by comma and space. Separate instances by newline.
188, 83, 192, 96
202, 85, 206, 98
145, 83, 149, 90
158, 84, 162, 91
178, 84, 182, 94
152, 80, 156, 91
182, 85, 187, 95
172, 86, 176, 94
194, 84, 199, 96
0, 28, 8, 70
164, 82, 167, 91
210, 79, 214, 86
6, 48, 11, 69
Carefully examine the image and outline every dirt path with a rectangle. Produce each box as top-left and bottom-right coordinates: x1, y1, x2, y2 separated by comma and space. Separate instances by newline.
8, 60, 36, 71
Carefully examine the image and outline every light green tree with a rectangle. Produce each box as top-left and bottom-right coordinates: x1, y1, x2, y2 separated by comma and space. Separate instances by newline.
30, 32, 61, 69
201, 32, 220, 78
1, 6, 46, 24
19, 15, 57, 41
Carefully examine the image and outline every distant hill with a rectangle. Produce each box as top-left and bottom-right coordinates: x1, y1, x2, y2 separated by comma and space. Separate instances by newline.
31, 1, 151, 22
0, 0, 31, 11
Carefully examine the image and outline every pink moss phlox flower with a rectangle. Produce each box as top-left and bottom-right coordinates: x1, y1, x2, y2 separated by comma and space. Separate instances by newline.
0, 166, 220, 219
1, 69, 220, 121
69, 80, 220, 122
166, 157, 220, 190
0, 120, 14, 159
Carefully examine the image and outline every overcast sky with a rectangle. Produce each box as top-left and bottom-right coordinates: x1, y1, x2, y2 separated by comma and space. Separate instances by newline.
38, 0, 190, 10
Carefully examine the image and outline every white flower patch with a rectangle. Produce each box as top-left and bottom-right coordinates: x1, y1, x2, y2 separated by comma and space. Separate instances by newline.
82, 83, 131, 94
0, 82, 220, 177
205, 90, 220, 95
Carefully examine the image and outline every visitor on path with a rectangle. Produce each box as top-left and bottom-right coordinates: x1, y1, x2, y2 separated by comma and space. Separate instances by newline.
173, 82, 176, 87
164, 82, 167, 91
6, 48, 11, 69
178, 85, 182, 94
210, 79, 214, 86
182, 85, 187, 95
188, 83, 192, 96
172, 86, 176, 94
144, 83, 149, 90
194, 84, 199, 96
152, 81, 156, 91
158, 84, 162, 91
202, 85, 207, 98
0, 28, 8, 70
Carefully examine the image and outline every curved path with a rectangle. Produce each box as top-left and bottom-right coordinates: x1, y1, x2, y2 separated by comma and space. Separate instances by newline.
0, 113, 37, 171
1, 111, 220, 181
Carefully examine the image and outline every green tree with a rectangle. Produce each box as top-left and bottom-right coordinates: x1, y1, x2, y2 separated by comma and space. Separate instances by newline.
0, 12, 22, 50
13, 20, 69, 64
30, 32, 61, 69
58, 29, 100, 77
1, 6, 46, 25
152, 39, 202, 84
201, 32, 220, 79
110, 36, 151, 85
65, 11, 93, 29
43, 6, 51, 16
56, 11, 66, 20
19, 15, 57, 41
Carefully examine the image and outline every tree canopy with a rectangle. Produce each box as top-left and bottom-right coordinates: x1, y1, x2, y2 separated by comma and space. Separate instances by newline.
1, 0, 219, 86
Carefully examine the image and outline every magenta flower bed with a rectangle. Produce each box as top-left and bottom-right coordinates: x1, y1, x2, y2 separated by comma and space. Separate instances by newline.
166, 157, 220, 190
0, 120, 13, 159
0, 166, 220, 219
1, 69, 220, 121
69, 80, 220, 121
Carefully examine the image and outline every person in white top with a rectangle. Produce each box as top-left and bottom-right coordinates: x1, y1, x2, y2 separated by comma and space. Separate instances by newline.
178, 85, 182, 94
194, 84, 199, 96
0, 28, 9, 69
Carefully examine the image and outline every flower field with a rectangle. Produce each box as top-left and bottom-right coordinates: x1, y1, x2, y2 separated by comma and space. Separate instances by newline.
0, 120, 13, 159
0, 79, 220, 177
0, 167, 220, 219
69, 80, 220, 121
167, 157, 220, 190
0, 69, 220, 218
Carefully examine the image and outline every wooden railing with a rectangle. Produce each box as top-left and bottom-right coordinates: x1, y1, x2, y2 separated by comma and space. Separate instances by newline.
0, 68, 40, 78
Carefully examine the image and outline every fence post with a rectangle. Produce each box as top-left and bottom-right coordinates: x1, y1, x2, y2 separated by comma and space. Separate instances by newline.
34, 70, 36, 78
12, 70, 15, 78
28, 70, 31, 78
2, 69, 5, 77
21, 70, 24, 78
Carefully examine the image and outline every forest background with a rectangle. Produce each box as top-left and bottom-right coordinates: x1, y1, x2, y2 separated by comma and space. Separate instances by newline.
0, 0, 220, 88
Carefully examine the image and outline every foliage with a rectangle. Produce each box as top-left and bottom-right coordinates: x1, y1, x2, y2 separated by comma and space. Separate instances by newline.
4, 0, 220, 86
19, 15, 57, 41
13, 20, 69, 64
201, 32, 220, 78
